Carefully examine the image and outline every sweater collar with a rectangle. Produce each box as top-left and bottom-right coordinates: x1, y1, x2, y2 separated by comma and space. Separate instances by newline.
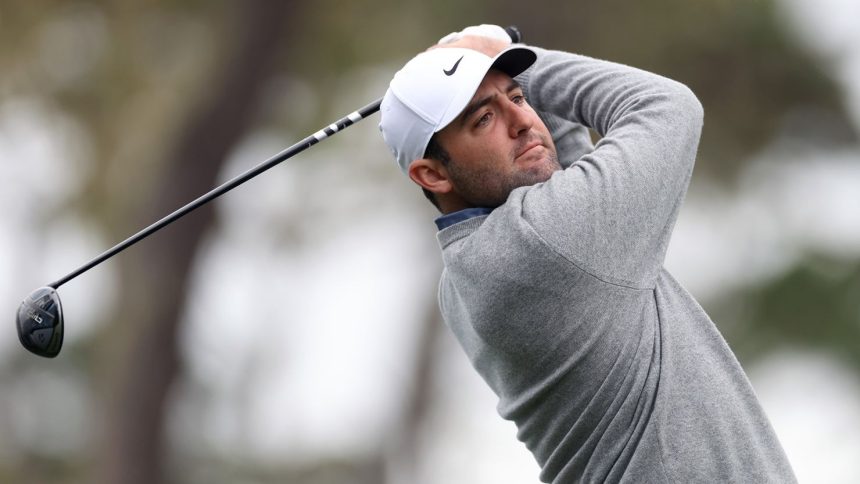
434, 207, 494, 231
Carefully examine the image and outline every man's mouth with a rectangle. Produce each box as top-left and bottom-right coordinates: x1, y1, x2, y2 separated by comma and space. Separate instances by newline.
515, 140, 543, 161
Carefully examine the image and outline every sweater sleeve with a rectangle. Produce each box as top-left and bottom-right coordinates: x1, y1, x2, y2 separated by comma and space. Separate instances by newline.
514, 47, 704, 287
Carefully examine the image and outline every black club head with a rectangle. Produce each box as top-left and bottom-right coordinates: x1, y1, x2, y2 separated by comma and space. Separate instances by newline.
16, 287, 64, 358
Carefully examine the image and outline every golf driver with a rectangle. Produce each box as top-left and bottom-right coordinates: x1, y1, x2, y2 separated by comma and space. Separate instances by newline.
15, 99, 380, 358
15, 25, 523, 358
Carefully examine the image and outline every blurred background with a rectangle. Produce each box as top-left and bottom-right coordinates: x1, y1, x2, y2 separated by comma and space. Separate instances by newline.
1, 0, 859, 483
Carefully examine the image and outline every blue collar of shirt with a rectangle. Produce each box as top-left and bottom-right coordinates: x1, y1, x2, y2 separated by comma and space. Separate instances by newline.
434, 207, 494, 231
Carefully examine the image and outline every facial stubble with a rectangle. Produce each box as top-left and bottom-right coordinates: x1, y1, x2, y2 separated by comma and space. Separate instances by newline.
447, 135, 562, 209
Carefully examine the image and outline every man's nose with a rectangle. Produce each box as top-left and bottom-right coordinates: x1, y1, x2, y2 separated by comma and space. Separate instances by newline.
506, 102, 533, 138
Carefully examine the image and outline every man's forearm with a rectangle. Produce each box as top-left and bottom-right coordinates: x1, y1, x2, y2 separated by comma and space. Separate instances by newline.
514, 47, 705, 284
519, 47, 703, 142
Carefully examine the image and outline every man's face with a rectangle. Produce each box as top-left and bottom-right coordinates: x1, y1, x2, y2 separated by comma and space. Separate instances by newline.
435, 69, 561, 208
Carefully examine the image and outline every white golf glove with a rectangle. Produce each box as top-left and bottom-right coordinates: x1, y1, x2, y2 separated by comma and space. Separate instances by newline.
438, 24, 513, 46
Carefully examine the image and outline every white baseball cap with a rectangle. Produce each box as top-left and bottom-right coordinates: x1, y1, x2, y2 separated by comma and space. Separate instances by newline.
379, 46, 536, 174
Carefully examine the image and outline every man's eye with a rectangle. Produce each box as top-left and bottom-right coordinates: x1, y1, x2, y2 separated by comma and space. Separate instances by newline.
512, 94, 525, 105
476, 112, 492, 126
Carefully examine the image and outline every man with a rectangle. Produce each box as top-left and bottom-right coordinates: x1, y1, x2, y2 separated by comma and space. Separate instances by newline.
379, 25, 796, 483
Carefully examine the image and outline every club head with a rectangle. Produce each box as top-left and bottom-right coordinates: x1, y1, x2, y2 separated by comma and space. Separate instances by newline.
16, 287, 64, 358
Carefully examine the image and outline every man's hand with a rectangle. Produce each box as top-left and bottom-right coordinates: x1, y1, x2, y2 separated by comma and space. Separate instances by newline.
430, 24, 512, 58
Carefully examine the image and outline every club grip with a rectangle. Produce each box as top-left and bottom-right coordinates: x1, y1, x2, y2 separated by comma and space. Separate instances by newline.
504, 25, 522, 43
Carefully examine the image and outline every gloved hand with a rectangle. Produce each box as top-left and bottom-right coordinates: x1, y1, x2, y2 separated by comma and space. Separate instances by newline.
433, 24, 513, 58
438, 24, 514, 45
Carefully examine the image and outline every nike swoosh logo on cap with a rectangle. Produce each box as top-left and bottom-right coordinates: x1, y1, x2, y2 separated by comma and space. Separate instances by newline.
443, 56, 464, 76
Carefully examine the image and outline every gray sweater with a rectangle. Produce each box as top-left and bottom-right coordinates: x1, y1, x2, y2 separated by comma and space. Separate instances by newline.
436, 47, 797, 483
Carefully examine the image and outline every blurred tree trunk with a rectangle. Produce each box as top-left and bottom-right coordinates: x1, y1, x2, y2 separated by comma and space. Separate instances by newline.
386, 290, 445, 483
96, 2, 296, 484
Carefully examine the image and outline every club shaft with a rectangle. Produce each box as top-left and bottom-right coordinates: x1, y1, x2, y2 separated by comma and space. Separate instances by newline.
49, 98, 382, 289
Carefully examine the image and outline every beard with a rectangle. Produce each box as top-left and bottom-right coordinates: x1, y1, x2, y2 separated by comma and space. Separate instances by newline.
447, 138, 562, 209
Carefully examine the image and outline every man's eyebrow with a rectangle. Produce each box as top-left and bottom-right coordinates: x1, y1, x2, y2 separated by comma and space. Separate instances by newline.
457, 79, 524, 127
459, 94, 495, 127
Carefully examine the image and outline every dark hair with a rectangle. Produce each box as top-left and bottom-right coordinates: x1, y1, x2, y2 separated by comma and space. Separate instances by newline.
421, 134, 451, 211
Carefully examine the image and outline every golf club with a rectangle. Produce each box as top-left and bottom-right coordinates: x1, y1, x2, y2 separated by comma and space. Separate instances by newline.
15, 25, 523, 358
14, 99, 380, 358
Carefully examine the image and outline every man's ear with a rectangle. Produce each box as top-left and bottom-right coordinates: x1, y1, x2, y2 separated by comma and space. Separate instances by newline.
408, 158, 453, 195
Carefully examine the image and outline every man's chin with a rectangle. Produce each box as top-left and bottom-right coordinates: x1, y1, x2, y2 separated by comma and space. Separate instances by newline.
519, 156, 562, 185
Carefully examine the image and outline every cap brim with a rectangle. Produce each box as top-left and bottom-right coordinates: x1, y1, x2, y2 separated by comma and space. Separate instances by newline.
490, 46, 537, 79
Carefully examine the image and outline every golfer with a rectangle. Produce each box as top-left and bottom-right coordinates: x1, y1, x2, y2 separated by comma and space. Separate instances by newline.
379, 25, 796, 483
